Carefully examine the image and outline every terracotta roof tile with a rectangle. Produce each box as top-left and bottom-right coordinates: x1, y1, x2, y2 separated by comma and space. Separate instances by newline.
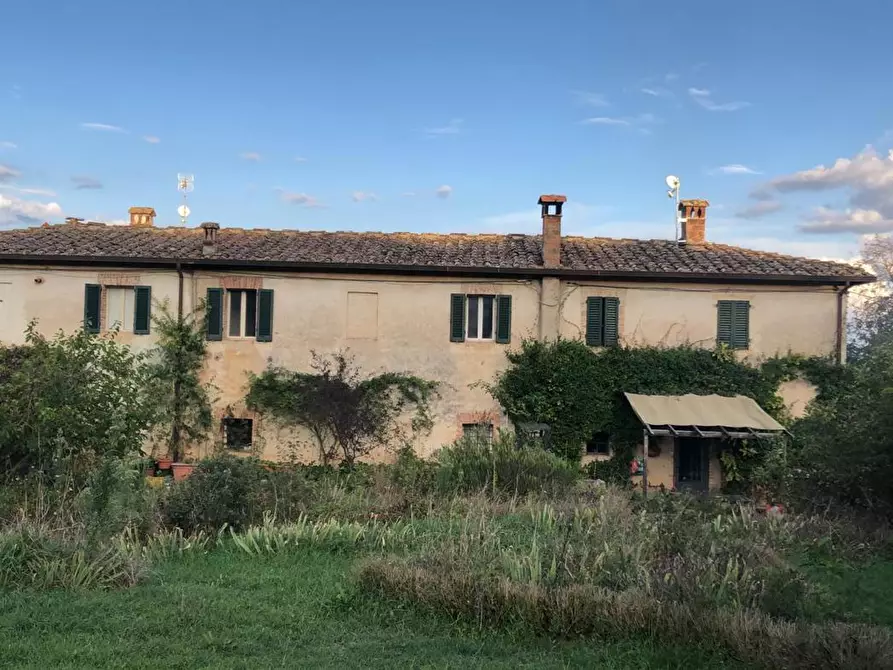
0, 223, 873, 282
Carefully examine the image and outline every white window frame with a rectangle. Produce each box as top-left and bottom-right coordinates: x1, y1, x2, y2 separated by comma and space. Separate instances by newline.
466, 295, 496, 341
227, 289, 256, 339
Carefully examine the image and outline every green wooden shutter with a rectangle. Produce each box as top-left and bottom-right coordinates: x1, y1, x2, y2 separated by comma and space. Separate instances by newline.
585, 297, 604, 346
206, 288, 223, 341
84, 284, 101, 334
717, 301, 733, 347
731, 300, 750, 350
133, 286, 151, 335
450, 294, 466, 342
495, 295, 512, 344
256, 289, 274, 342
603, 297, 620, 347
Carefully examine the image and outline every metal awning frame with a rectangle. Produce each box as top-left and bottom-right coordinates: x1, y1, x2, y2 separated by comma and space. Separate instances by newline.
642, 424, 787, 440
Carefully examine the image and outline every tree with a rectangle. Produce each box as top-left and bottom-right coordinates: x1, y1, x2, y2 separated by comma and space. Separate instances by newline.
246, 351, 438, 466
0, 323, 153, 479
849, 235, 893, 361
146, 301, 213, 462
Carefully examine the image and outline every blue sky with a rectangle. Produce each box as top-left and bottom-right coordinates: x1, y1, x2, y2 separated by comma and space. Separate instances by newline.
2, 0, 892, 260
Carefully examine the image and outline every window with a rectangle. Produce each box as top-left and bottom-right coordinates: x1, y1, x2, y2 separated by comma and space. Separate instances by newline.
467, 295, 495, 340
228, 289, 258, 338
586, 432, 611, 456
462, 422, 493, 442
585, 297, 620, 347
84, 284, 150, 335
449, 294, 512, 343
717, 300, 750, 350
107, 288, 136, 331
224, 418, 253, 451
206, 288, 274, 342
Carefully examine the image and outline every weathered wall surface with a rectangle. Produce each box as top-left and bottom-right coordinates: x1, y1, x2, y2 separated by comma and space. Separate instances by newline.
0, 265, 836, 464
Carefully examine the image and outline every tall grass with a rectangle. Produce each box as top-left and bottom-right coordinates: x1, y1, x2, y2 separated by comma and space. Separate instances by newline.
435, 432, 580, 497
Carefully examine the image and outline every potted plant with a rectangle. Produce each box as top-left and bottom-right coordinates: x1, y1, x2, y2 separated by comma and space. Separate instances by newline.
171, 460, 196, 481
143, 457, 156, 478
156, 456, 173, 471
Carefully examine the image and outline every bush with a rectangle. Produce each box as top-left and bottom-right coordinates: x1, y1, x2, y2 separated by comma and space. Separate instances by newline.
435, 432, 580, 497
389, 445, 437, 496
162, 455, 269, 534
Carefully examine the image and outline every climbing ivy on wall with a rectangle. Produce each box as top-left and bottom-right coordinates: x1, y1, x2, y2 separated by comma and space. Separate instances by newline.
487, 339, 786, 462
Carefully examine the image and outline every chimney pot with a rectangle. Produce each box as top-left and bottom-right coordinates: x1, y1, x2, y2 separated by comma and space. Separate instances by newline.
679, 198, 709, 244
129, 206, 156, 227
200, 221, 220, 256
538, 194, 566, 268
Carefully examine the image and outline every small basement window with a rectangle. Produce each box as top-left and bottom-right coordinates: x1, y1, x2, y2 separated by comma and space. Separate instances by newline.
224, 418, 253, 451
586, 432, 611, 456
462, 422, 493, 442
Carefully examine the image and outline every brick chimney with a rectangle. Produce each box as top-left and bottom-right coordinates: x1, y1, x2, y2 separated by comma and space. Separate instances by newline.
538, 194, 566, 267
129, 207, 156, 227
201, 221, 220, 256
679, 199, 709, 244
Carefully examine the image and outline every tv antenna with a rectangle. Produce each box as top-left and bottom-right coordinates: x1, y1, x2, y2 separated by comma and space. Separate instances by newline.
177, 173, 194, 225
665, 175, 684, 242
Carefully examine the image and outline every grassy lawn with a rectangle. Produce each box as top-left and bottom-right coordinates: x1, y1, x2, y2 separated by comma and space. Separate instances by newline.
0, 548, 744, 670
803, 555, 893, 627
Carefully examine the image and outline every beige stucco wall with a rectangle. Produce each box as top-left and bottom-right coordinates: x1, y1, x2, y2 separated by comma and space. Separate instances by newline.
561, 281, 840, 358
0, 264, 837, 466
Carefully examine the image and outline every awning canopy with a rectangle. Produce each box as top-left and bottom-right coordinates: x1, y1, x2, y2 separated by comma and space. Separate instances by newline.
624, 393, 786, 439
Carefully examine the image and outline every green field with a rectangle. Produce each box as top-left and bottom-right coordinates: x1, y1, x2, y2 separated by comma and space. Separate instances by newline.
0, 548, 744, 670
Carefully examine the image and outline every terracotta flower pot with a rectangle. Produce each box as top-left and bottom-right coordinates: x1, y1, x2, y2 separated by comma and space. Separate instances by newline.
156, 458, 173, 471
171, 463, 196, 481
144, 466, 156, 478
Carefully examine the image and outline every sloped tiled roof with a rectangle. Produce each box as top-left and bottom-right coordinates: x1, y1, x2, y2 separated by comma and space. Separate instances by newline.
0, 223, 873, 283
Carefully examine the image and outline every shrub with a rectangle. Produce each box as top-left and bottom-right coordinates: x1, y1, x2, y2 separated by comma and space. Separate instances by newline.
389, 445, 437, 496
0, 324, 153, 480
162, 455, 269, 534
435, 432, 580, 497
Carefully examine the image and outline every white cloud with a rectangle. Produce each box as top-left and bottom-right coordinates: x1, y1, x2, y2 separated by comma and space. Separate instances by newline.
799, 207, 893, 234
572, 91, 609, 107
581, 113, 660, 130
435, 185, 453, 199
294, 156, 308, 163
711, 164, 761, 176
0, 141, 16, 150
664, 72, 679, 82
0, 184, 56, 197
276, 189, 324, 208
753, 147, 893, 234
401, 191, 416, 197
582, 117, 631, 126
240, 151, 262, 162
0, 193, 62, 227
425, 118, 463, 136
352, 191, 378, 202
0, 164, 21, 182
71, 175, 103, 190
143, 135, 160, 144
688, 87, 750, 112
735, 200, 784, 219
80, 122, 127, 133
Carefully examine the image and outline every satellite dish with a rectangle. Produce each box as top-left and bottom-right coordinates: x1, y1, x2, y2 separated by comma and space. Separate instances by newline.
665, 175, 680, 189
177, 204, 191, 219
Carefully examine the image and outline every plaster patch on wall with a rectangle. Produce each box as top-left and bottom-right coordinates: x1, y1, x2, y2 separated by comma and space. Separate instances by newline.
347, 291, 378, 339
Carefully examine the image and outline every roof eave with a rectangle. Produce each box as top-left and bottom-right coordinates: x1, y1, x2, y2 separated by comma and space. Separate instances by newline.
0, 254, 875, 286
